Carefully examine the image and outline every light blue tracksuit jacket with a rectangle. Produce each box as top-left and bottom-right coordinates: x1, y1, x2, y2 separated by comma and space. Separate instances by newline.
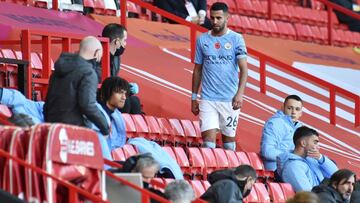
128, 137, 184, 180
0, 88, 44, 123
277, 152, 338, 192
260, 110, 302, 171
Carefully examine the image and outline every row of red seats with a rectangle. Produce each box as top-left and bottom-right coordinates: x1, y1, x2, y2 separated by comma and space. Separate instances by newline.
0, 124, 106, 202
122, 114, 203, 146
209, 0, 347, 29
111, 144, 273, 181
228, 15, 360, 46
152, 178, 295, 203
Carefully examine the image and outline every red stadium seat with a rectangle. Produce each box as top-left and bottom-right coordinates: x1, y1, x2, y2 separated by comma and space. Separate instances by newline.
280, 183, 295, 199
168, 118, 186, 145
0, 126, 19, 187
199, 148, 217, 176
186, 147, 205, 178
143, 115, 161, 141
254, 183, 271, 202
131, 114, 149, 138
3, 128, 30, 198
173, 147, 191, 175
122, 113, 137, 138
111, 147, 126, 161
180, 119, 201, 146
258, 19, 272, 37
268, 182, 287, 203
225, 149, 240, 167
202, 180, 211, 190
189, 180, 206, 198
122, 144, 139, 158
236, 151, 251, 165
244, 185, 259, 203
157, 117, 175, 145
0, 104, 12, 118
212, 148, 229, 169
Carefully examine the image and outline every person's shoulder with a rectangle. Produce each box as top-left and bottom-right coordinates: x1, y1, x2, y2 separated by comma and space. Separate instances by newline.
228, 30, 244, 40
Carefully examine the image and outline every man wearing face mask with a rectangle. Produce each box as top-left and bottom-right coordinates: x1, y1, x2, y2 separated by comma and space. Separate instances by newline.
200, 165, 257, 203
101, 23, 127, 77
44, 36, 110, 136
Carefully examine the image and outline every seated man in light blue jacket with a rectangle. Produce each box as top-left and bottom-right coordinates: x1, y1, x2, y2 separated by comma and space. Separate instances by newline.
92, 76, 128, 163
260, 95, 303, 171
277, 126, 338, 192
127, 137, 184, 180
0, 88, 44, 124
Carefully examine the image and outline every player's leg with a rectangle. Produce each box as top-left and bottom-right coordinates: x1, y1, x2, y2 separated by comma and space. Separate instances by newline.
199, 100, 219, 148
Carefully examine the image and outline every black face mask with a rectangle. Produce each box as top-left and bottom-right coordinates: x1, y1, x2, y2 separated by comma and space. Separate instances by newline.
114, 46, 125, 56
143, 181, 149, 189
237, 179, 251, 198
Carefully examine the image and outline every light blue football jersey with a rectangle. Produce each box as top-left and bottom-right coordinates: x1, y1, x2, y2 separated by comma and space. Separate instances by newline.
195, 29, 247, 102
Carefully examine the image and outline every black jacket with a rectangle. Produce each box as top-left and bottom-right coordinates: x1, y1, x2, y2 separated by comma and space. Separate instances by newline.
312, 185, 349, 203
201, 169, 244, 203
44, 53, 110, 135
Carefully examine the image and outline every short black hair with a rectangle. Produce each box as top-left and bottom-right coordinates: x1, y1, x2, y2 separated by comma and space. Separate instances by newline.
284, 95, 303, 105
235, 164, 257, 179
210, 2, 228, 13
101, 23, 127, 42
293, 126, 319, 145
99, 76, 129, 103
330, 169, 356, 186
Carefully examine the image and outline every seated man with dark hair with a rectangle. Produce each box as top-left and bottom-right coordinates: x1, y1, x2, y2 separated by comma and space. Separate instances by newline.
277, 126, 338, 192
201, 165, 257, 203
312, 169, 356, 203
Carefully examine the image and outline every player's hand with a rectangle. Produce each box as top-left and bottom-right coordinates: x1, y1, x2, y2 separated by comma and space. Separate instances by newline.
232, 93, 243, 110
191, 16, 199, 24
198, 15, 205, 25
191, 100, 199, 115
307, 148, 322, 160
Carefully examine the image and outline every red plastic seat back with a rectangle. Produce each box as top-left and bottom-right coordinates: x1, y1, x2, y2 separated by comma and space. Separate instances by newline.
180, 119, 197, 139
122, 113, 137, 137
168, 118, 185, 137
202, 180, 211, 190
3, 128, 30, 198
268, 183, 286, 203
246, 152, 264, 171
244, 185, 259, 203
225, 149, 240, 167
189, 180, 206, 198
131, 114, 149, 136
254, 183, 271, 202
187, 147, 205, 168
144, 115, 161, 134
212, 148, 229, 168
199, 148, 217, 169
45, 124, 105, 203
280, 183, 295, 199
173, 147, 190, 168
111, 147, 126, 161
157, 117, 174, 136
236, 151, 251, 165
122, 144, 138, 159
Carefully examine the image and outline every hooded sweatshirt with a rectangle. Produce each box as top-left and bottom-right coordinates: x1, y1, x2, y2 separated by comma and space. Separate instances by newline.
277, 152, 338, 192
201, 169, 244, 203
312, 184, 350, 203
260, 110, 302, 171
0, 88, 44, 123
44, 53, 109, 135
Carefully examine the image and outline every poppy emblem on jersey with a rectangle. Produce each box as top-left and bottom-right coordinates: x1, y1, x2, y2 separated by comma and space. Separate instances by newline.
224, 42, 232, 49
214, 42, 221, 49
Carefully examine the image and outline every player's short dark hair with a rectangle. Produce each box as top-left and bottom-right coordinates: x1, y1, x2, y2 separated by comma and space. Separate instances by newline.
293, 126, 318, 145
234, 164, 257, 179
99, 76, 129, 103
284, 95, 303, 105
101, 23, 127, 42
210, 2, 228, 13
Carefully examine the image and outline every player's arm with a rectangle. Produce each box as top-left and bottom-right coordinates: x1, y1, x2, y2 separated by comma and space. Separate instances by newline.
191, 63, 203, 115
232, 58, 248, 110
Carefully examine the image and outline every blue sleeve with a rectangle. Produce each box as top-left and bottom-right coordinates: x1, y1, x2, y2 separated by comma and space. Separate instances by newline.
235, 34, 247, 60
261, 120, 284, 161
282, 162, 313, 192
194, 36, 203, 65
0, 88, 27, 107
319, 155, 338, 178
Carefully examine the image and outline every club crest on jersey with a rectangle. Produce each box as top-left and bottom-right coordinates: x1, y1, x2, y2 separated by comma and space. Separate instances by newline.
214, 42, 221, 49
224, 42, 232, 49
